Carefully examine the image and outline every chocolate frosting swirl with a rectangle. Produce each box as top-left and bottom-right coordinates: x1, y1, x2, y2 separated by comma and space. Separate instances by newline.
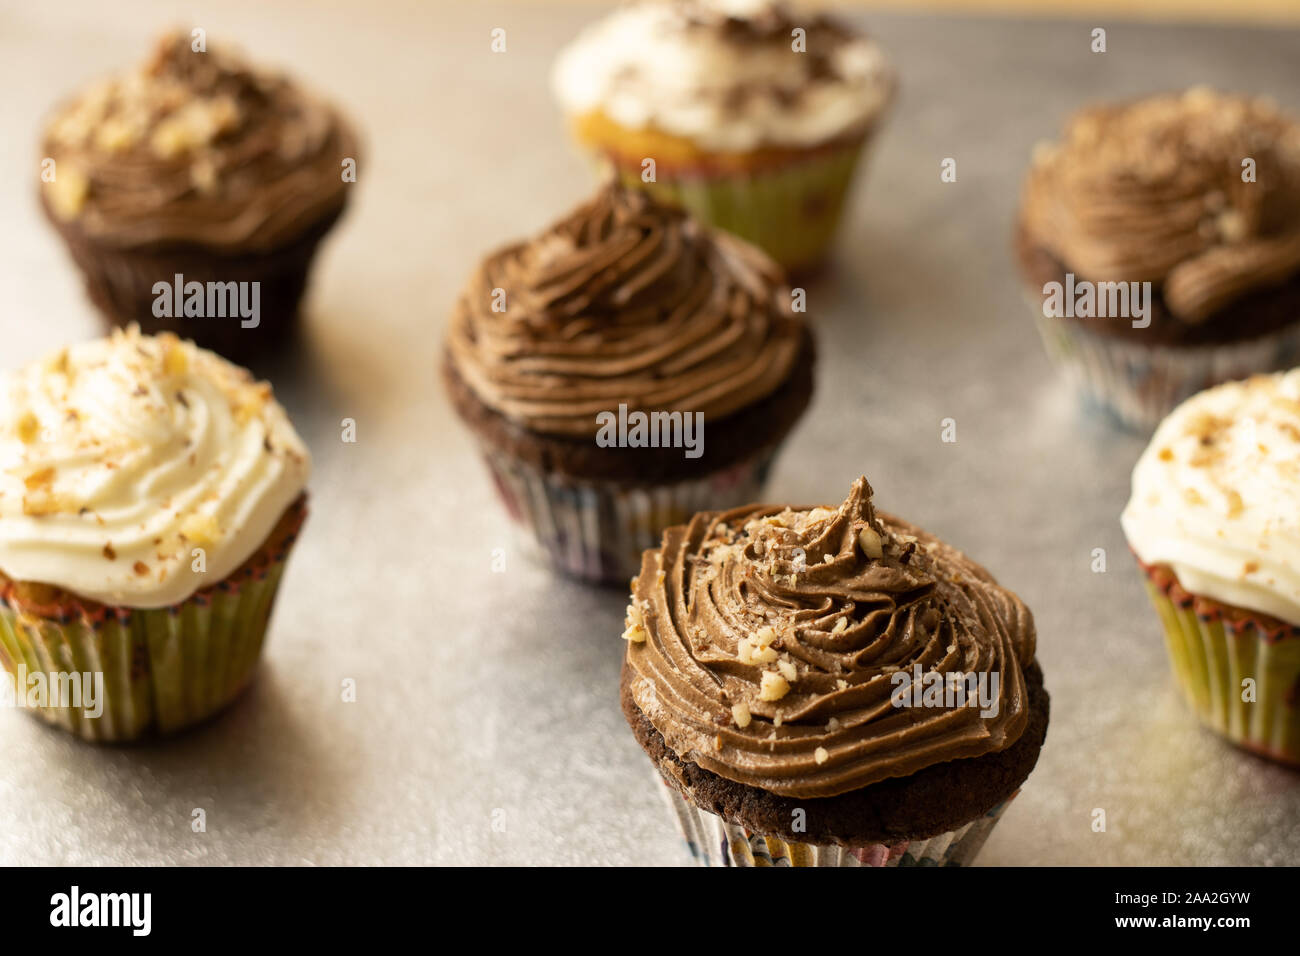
1019, 88, 1300, 324
41, 32, 357, 252
444, 185, 805, 438
623, 477, 1037, 798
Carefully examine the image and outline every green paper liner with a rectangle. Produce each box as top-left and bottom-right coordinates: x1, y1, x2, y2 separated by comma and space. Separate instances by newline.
597, 137, 871, 275
0, 500, 305, 742
1138, 562, 1300, 766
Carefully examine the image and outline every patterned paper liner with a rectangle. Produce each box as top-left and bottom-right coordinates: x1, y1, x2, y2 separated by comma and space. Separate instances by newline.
0, 505, 305, 743
480, 445, 781, 586
1139, 565, 1300, 766
591, 137, 871, 275
658, 776, 1017, 867
1029, 300, 1300, 432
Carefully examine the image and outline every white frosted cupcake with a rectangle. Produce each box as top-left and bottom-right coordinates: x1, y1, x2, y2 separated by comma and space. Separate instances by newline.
1121, 369, 1300, 764
552, 0, 894, 273
0, 327, 310, 741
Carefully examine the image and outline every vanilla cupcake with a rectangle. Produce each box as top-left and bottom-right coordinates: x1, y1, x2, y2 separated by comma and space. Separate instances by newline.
39, 32, 359, 362
553, 0, 894, 274
0, 327, 310, 741
1122, 370, 1300, 765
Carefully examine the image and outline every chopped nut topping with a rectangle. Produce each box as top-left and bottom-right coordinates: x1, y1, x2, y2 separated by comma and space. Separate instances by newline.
161, 336, 189, 376
777, 658, 797, 682
621, 603, 648, 643
46, 349, 71, 378
1226, 490, 1244, 517
759, 671, 790, 702
857, 524, 884, 559
731, 703, 751, 729
22, 494, 61, 517
181, 513, 220, 548
738, 636, 778, 665
23, 468, 55, 491
16, 411, 41, 444
149, 96, 240, 159
94, 116, 139, 152
46, 165, 90, 220
814, 746, 829, 765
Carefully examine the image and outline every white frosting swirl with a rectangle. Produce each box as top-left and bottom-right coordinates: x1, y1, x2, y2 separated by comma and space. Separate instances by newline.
552, 0, 893, 152
1121, 369, 1300, 626
0, 328, 310, 608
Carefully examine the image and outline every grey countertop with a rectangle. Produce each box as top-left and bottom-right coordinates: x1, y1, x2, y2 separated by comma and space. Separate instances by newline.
1, 0, 1297, 865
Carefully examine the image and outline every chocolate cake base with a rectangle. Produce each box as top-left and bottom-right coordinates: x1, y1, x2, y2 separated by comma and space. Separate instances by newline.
42, 197, 346, 365
622, 660, 1049, 847
442, 327, 816, 485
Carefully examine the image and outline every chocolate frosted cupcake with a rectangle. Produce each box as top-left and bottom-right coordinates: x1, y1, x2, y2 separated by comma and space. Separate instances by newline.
0, 327, 310, 741
1122, 370, 1300, 766
621, 477, 1049, 866
443, 185, 814, 585
552, 0, 894, 274
1017, 89, 1300, 430
39, 32, 358, 362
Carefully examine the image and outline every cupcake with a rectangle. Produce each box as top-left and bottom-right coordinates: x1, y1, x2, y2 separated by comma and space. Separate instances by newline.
1121, 370, 1300, 766
1016, 88, 1300, 431
552, 0, 894, 275
621, 477, 1049, 866
443, 184, 815, 585
39, 32, 359, 362
0, 327, 310, 742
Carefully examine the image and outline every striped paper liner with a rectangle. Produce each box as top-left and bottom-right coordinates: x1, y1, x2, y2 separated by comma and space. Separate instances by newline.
479, 445, 781, 586
1029, 301, 1300, 432
1139, 562, 1300, 766
658, 776, 1017, 868
0, 503, 304, 742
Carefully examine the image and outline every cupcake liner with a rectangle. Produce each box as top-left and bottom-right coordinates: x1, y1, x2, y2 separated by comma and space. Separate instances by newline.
1139, 569, 1300, 766
657, 776, 1016, 867
480, 445, 781, 586
598, 137, 871, 275
1029, 300, 1300, 432
44, 201, 344, 364
0, 507, 304, 743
